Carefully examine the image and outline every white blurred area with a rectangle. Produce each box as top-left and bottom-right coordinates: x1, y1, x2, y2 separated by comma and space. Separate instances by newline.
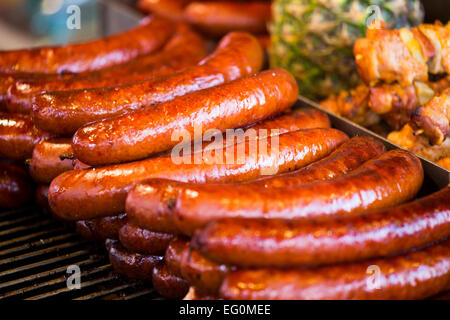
0, 0, 99, 50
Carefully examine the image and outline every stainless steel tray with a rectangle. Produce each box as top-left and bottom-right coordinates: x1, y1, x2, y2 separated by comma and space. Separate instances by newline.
296, 96, 450, 190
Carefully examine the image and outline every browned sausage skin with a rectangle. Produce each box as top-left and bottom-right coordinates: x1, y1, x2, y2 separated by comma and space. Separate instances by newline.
106, 239, 162, 281
220, 240, 450, 300
0, 163, 33, 208
72, 68, 296, 165
7, 24, 207, 115
241, 136, 386, 187
49, 110, 334, 220
35, 185, 50, 212
180, 247, 233, 295
195, 185, 450, 268
138, 0, 190, 22
0, 17, 174, 74
119, 222, 174, 255
0, 113, 52, 161
28, 138, 73, 184
126, 128, 349, 233
76, 214, 127, 241
33, 32, 263, 136
184, 2, 271, 37
164, 237, 190, 278
141, 149, 423, 236
152, 261, 190, 299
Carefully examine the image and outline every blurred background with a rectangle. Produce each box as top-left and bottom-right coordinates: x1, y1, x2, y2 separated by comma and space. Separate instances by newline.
0, 0, 447, 50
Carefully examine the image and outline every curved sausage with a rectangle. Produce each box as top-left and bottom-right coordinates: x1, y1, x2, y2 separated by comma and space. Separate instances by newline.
0, 162, 33, 208
76, 214, 127, 241
195, 185, 450, 268
33, 32, 263, 135
72, 68, 296, 165
152, 261, 190, 299
184, 2, 270, 37
126, 128, 349, 233
241, 136, 385, 188
138, 0, 190, 22
220, 240, 450, 300
106, 239, 162, 281
1, 72, 73, 112
7, 25, 207, 114
49, 111, 336, 220
180, 247, 233, 295
0, 112, 52, 161
119, 222, 174, 255
28, 138, 74, 184
183, 287, 218, 300
137, 149, 423, 236
0, 16, 173, 74
164, 237, 190, 278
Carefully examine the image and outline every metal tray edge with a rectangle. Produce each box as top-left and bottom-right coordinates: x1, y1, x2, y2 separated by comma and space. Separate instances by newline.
296, 95, 450, 189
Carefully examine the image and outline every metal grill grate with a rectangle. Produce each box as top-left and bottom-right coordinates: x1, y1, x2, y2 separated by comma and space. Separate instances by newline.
0, 206, 159, 300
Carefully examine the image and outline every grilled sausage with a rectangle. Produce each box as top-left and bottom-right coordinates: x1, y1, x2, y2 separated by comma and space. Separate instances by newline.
164, 237, 190, 278
126, 128, 349, 233
72, 67, 296, 165
106, 239, 162, 281
7, 25, 207, 114
180, 247, 233, 295
220, 239, 450, 300
119, 222, 174, 255
35, 184, 51, 212
241, 136, 386, 188
33, 32, 263, 135
76, 214, 127, 241
195, 185, 450, 268
184, 2, 270, 37
0, 16, 173, 74
28, 138, 74, 184
49, 111, 336, 220
138, 0, 190, 22
139, 149, 423, 236
152, 261, 190, 299
0, 163, 33, 208
0, 113, 52, 161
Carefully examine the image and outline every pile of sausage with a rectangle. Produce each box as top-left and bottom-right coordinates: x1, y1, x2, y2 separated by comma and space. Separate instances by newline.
0, 15, 449, 300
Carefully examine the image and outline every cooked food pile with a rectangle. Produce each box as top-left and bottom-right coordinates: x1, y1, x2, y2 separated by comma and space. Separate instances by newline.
0, 15, 448, 300
321, 21, 450, 170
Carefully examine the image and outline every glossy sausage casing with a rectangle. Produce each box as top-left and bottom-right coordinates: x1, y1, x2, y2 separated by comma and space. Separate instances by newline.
220, 240, 450, 300
241, 136, 386, 188
195, 186, 450, 268
152, 149, 423, 236
184, 2, 270, 36
8, 24, 207, 115
164, 237, 190, 278
0, 16, 173, 74
33, 32, 263, 135
152, 261, 190, 299
76, 214, 127, 241
126, 128, 349, 233
119, 222, 174, 255
106, 239, 162, 281
49, 109, 333, 220
72, 68, 297, 165
0, 113, 52, 161
180, 247, 232, 295
28, 138, 74, 184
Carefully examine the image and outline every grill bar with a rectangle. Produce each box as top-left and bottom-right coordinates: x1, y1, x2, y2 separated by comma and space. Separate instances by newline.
0, 206, 155, 300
